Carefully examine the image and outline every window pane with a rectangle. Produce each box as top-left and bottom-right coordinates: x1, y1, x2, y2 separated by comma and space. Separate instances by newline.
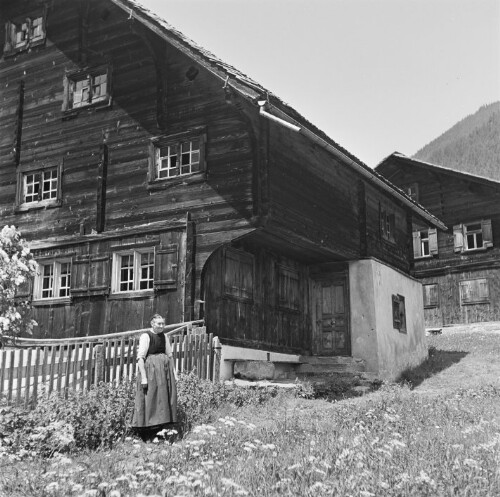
41, 264, 54, 299
139, 251, 154, 290
119, 255, 134, 292
91, 73, 107, 102
59, 262, 71, 298
42, 169, 58, 200
24, 173, 40, 203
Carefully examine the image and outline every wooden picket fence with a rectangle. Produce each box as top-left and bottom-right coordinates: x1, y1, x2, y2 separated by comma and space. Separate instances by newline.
0, 320, 222, 408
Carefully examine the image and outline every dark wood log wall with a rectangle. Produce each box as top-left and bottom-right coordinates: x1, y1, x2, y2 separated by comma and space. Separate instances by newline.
0, 0, 256, 336
203, 243, 312, 354
380, 160, 500, 325
364, 182, 411, 272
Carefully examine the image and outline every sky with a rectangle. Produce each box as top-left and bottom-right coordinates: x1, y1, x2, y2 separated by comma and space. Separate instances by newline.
139, 0, 500, 167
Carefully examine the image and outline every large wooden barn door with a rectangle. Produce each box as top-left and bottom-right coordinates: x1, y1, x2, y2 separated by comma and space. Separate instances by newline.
312, 274, 350, 356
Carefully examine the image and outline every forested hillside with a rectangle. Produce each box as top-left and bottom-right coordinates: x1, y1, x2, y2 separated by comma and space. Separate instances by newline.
413, 102, 500, 180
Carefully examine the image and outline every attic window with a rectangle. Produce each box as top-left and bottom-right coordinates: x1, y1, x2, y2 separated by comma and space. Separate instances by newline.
63, 67, 112, 112
413, 229, 438, 258
453, 220, 493, 253
4, 15, 46, 55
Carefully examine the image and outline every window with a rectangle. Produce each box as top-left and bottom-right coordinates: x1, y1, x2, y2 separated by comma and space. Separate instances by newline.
223, 249, 253, 301
149, 132, 206, 184
34, 261, 71, 300
63, 67, 111, 112
423, 284, 439, 308
278, 266, 300, 310
4, 16, 46, 55
413, 229, 438, 258
380, 206, 395, 242
17, 165, 61, 209
460, 278, 489, 305
392, 294, 406, 333
453, 220, 493, 253
112, 250, 155, 293
405, 183, 419, 202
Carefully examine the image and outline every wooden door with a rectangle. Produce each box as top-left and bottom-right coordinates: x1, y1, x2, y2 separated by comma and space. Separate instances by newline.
314, 277, 350, 356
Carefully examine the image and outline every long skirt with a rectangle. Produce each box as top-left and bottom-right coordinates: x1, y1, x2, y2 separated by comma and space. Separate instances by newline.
131, 353, 177, 428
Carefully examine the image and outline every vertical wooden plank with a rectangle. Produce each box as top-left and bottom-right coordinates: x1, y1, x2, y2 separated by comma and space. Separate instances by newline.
7, 350, 15, 404
196, 334, 201, 378
182, 335, 188, 373
48, 346, 57, 395
24, 348, 33, 409
72, 344, 80, 391
172, 336, 178, 375
0, 349, 6, 397
87, 342, 94, 390
201, 334, 208, 380
132, 337, 137, 376
40, 347, 48, 386
208, 333, 214, 381
125, 338, 132, 381
56, 346, 64, 395
32, 348, 41, 405
112, 339, 119, 384
64, 345, 73, 398
78, 344, 86, 391
119, 338, 125, 381
106, 340, 113, 383
16, 349, 24, 406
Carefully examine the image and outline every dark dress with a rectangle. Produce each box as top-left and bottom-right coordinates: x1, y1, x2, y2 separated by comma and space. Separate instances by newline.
131, 331, 177, 428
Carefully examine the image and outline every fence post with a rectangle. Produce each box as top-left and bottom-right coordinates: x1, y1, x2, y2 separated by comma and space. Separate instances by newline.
212, 337, 221, 382
94, 344, 105, 385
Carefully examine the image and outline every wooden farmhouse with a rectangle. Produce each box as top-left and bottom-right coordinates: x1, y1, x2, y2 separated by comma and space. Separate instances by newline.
0, 0, 446, 380
377, 152, 500, 327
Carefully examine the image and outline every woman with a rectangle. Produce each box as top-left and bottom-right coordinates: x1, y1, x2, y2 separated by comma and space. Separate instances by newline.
131, 314, 177, 436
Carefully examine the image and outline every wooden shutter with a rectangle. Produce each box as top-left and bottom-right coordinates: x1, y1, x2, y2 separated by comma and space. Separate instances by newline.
423, 284, 439, 308
70, 255, 90, 296
62, 75, 70, 111
154, 244, 178, 290
453, 224, 464, 253
4, 22, 15, 53
482, 219, 493, 248
412, 232, 421, 258
88, 255, 110, 295
429, 228, 438, 255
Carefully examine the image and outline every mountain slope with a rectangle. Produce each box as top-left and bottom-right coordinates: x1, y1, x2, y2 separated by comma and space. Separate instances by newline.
413, 102, 500, 180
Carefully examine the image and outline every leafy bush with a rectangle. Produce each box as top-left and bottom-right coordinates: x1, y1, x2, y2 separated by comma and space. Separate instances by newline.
0, 225, 38, 339
177, 370, 279, 430
0, 373, 282, 456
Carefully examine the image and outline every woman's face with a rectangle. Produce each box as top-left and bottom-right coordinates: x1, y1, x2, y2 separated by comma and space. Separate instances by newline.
151, 317, 165, 333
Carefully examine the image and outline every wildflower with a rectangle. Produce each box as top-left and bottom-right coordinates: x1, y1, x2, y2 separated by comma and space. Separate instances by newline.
44, 482, 59, 493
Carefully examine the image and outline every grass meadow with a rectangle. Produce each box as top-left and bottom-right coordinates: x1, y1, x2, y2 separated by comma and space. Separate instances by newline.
1, 326, 500, 496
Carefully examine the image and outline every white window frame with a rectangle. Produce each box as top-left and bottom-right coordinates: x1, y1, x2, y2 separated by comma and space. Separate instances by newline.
149, 131, 206, 185
413, 228, 438, 259
454, 220, 493, 253
18, 166, 60, 209
112, 249, 155, 294
63, 67, 112, 112
464, 222, 484, 251
34, 260, 72, 301
4, 15, 46, 55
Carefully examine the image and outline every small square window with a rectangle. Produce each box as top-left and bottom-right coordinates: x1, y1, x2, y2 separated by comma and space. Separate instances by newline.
380, 207, 395, 243
63, 67, 112, 112
34, 261, 72, 301
18, 166, 60, 209
149, 133, 206, 186
112, 249, 155, 294
4, 16, 46, 55
392, 294, 406, 333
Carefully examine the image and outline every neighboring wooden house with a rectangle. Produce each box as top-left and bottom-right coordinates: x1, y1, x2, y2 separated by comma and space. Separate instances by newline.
0, 0, 445, 379
376, 152, 500, 327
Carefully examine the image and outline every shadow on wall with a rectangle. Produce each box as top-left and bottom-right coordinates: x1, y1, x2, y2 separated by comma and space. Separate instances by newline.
396, 346, 468, 388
